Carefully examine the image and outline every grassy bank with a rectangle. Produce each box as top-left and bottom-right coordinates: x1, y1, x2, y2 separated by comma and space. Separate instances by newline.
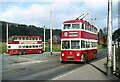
0, 42, 61, 54
0, 43, 108, 54
97, 45, 107, 49
44, 43, 61, 52
0, 42, 7, 54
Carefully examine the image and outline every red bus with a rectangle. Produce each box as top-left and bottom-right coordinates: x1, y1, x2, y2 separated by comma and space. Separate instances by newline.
60, 19, 98, 63
7, 36, 43, 55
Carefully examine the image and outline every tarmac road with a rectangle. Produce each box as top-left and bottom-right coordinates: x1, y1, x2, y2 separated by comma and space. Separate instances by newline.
2, 49, 107, 80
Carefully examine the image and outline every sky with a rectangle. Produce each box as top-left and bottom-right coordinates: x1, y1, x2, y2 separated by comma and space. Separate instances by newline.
0, 0, 119, 31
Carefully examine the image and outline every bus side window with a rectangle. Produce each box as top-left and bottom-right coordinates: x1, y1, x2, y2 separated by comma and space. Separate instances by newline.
39, 38, 41, 40
82, 23, 84, 29
64, 24, 70, 29
72, 24, 79, 29
81, 40, 85, 48
8, 46, 11, 48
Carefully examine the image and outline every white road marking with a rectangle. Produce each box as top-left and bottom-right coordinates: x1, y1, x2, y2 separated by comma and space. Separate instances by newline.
52, 67, 76, 80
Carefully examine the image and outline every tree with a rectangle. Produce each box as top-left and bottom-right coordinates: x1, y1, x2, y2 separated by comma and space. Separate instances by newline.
98, 29, 106, 46
102, 27, 107, 43
1, 20, 61, 42
112, 28, 120, 48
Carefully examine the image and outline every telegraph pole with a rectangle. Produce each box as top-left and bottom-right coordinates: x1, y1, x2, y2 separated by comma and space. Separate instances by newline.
43, 26, 46, 52
107, 0, 112, 76
6, 23, 9, 53
50, 10, 53, 55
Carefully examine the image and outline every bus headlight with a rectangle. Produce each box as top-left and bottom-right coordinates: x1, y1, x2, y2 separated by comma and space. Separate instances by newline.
76, 53, 80, 56
61, 53, 64, 56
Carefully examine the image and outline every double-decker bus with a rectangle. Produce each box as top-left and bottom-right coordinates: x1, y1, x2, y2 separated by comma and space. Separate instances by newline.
60, 19, 98, 63
7, 36, 43, 55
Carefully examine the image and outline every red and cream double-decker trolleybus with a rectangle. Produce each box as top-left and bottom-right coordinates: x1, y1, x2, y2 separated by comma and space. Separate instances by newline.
8, 36, 43, 55
60, 19, 98, 63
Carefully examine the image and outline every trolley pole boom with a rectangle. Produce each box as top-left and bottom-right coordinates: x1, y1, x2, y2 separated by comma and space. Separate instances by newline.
76, 14, 84, 20
81, 13, 89, 20
107, 0, 112, 76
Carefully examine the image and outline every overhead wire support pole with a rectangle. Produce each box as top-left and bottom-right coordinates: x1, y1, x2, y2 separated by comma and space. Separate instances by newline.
50, 10, 53, 55
44, 26, 46, 52
6, 23, 8, 54
107, 0, 112, 76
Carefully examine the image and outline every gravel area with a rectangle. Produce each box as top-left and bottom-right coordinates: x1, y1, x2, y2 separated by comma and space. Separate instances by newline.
2, 52, 60, 70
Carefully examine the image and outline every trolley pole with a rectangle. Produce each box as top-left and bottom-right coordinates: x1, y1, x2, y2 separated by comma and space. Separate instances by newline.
107, 0, 112, 76
50, 10, 53, 55
44, 26, 46, 52
6, 23, 9, 54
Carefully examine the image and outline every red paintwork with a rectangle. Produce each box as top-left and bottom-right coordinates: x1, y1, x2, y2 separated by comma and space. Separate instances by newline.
81, 31, 98, 40
8, 49, 42, 55
37, 41, 42, 44
61, 31, 97, 40
8, 41, 19, 44
61, 49, 97, 62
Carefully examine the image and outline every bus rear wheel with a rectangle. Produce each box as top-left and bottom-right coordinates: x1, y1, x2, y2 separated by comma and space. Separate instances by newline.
39, 50, 43, 54
93, 52, 97, 59
18, 50, 22, 55
81, 55, 86, 63
23, 50, 26, 55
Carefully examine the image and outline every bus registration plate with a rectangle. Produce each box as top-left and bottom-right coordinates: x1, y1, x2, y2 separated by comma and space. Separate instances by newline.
68, 56, 73, 58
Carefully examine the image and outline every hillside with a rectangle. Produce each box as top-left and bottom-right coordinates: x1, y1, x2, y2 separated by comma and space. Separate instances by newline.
1, 21, 61, 42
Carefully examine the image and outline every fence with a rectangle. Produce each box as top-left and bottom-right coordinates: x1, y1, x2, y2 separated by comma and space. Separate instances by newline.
112, 44, 120, 76
115, 46, 120, 74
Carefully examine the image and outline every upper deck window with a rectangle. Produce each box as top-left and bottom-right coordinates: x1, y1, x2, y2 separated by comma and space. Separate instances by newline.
72, 24, 79, 29
64, 24, 70, 29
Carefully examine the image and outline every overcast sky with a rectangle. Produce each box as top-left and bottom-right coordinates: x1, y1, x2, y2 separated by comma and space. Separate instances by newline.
0, 0, 119, 31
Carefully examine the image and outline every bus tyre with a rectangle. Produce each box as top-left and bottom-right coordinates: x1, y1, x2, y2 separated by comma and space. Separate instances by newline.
61, 61, 63, 63
23, 51, 26, 55
81, 55, 86, 63
61, 61, 65, 63
93, 52, 97, 59
39, 50, 42, 54
18, 50, 22, 55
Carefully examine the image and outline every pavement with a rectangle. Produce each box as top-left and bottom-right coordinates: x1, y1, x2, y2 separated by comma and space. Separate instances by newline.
53, 58, 120, 80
